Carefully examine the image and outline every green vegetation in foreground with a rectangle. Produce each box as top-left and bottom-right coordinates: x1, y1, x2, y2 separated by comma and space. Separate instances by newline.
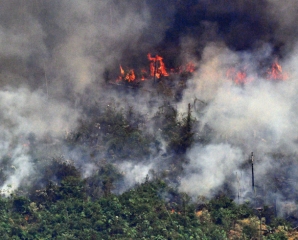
0, 103, 294, 239
0, 177, 292, 240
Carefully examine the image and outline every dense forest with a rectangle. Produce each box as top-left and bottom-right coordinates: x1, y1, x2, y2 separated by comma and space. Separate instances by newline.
0, 169, 294, 239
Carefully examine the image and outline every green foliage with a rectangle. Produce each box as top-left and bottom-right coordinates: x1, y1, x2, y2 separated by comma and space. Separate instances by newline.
13, 196, 30, 214
58, 177, 86, 199
207, 195, 253, 231
37, 156, 80, 184
0, 179, 294, 239
242, 223, 258, 239
67, 102, 156, 160
86, 163, 123, 198
0, 101, 295, 239
270, 217, 292, 229
265, 231, 288, 240
154, 103, 195, 154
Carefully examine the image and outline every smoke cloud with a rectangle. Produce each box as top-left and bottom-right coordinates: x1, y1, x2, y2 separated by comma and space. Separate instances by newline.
1, 0, 298, 216
0, 0, 173, 191
176, 40, 298, 208
179, 144, 244, 198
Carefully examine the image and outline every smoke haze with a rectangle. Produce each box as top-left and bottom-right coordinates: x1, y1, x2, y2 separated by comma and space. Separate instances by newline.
1, 0, 298, 215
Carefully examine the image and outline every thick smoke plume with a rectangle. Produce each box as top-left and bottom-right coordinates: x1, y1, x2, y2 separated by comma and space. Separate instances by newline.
0, 0, 175, 190
1, 0, 298, 216
178, 43, 298, 202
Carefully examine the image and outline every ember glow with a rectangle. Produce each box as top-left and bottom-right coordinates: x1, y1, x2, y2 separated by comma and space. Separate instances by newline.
226, 59, 288, 84
226, 68, 250, 85
267, 59, 289, 81
184, 62, 195, 73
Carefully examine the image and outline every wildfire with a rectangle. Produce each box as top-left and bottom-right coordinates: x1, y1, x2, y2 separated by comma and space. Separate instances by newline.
267, 59, 289, 81
226, 68, 252, 85
178, 62, 195, 74
117, 53, 289, 85
185, 62, 195, 73
140, 68, 147, 81
227, 59, 288, 84
116, 53, 196, 83
147, 53, 169, 78
117, 66, 136, 82
125, 70, 136, 82
120, 65, 125, 76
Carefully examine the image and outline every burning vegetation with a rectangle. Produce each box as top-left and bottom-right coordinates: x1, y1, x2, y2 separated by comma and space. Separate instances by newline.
1, 0, 298, 238
226, 59, 289, 85
117, 52, 289, 87
267, 59, 289, 81
116, 53, 196, 83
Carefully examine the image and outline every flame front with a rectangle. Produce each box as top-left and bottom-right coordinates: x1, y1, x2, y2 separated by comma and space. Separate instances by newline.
116, 52, 199, 83
116, 53, 196, 83
117, 57, 289, 84
227, 59, 288, 84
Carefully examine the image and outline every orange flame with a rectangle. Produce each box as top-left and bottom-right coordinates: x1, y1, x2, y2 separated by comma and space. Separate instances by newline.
117, 65, 125, 82
227, 59, 288, 84
117, 66, 135, 82
125, 70, 136, 82
170, 209, 181, 214
227, 68, 251, 84
116, 54, 196, 83
147, 53, 169, 78
185, 62, 195, 73
267, 59, 288, 81
120, 65, 125, 76
178, 62, 196, 73
140, 69, 147, 81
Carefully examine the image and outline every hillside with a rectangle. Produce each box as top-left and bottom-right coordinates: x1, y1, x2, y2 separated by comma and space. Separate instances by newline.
0, 176, 294, 239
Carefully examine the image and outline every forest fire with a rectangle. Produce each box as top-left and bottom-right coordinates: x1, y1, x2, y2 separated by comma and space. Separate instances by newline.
227, 59, 288, 84
116, 53, 196, 83
184, 62, 195, 73
118, 55, 288, 85
267, 59, 289, 81
226, 68, 251, 85
147, 53, 169, 78
117, 66, 136, 82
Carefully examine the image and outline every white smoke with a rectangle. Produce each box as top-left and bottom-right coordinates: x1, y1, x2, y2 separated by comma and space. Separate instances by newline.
177, 42, 298, 200
0, 87, 79, 192
179, 144, 244, 198
0, 146, 31, 194
117, 161, 154, 193
2, 0, 298, 207
0, 0, 173, 193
